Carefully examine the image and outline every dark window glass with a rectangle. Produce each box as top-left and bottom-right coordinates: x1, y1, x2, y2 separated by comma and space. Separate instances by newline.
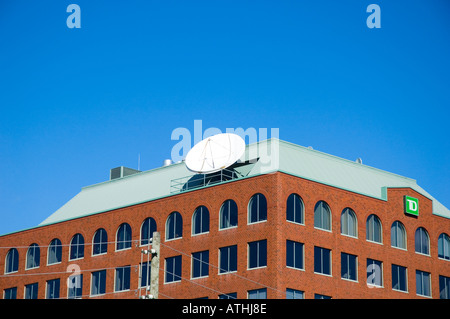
192, 250, 209, 278
166, 212, 183, 240
219, 245, 237, 273
5, 248, 19, 273
341, 252, 357, 281
26, 243, 40, 269
93, 228, 108, 255
286, 194, 304, 224
48, 239, 62, 264
366, 215, 382, 243
392, 264, 407, 292
286, 240, 304, 269
314, 246, 331, 275
192, 206, 210, 235
438, 233, 450, 260
67, 274, 83, 299
141, 218, 157, 246
115, 266, 131, 291
70, 234, 85, 260
416, 270, 431, 297
415, 227, 429, 255
92, 270, 107, 295
220, 200, 238, 229
286, 288, 304, 299
341, 208, 357, 237
248, 288, 267, 299
116, 223, 132, 250
367, 259, 383, 287
439, 275, 450, 299
314, 201, 331, 231
4, 287, 17, 299
165, 255, 182, 283
24, 283, 38, 299
248, 193, 267, 223
248, 240, 267, 269
46, 279, 60, 299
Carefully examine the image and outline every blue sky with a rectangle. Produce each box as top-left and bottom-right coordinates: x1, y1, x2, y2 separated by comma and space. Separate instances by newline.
0, 1, 449, 235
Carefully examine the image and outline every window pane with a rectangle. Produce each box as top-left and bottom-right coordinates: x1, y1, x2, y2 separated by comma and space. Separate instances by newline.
192, 251, 209, 278
287, 194, 303, 224
249, 194, 267, 223
141, 218, 156, 246
68, 274, 83, 299
367, 259, 382, 286
439, 275, 450, 299
220, 200, 238, 229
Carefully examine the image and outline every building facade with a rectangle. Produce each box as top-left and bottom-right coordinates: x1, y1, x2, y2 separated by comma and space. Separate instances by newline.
1, 139, 449, 299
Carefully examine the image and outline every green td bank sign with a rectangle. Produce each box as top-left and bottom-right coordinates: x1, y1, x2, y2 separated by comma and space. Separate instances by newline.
404, 196, 419, 216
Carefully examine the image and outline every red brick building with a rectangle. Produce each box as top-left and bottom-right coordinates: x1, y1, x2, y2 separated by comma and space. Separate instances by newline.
1, 139, 449, 299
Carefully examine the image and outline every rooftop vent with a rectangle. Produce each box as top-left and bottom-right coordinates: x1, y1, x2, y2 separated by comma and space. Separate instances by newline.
110, 166, 141, 180
356, 158, 363, 164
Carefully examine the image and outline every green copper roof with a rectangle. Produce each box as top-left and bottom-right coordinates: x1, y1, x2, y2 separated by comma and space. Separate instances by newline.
38, 138, 449, 227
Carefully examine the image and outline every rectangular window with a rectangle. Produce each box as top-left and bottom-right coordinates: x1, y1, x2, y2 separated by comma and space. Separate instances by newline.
192, 250, 209, 278
46, 278, 60, 299
439, 275, 450, 299
392, 264, 408, 292
219, 245, 237, 274
416, 270, 431, 297
248, 240, 267, 269
165, 255, 182, 283
219, 292, 237, 299
24, 283, 39, 299
140, 262, 151, 287
4, 287, 17, 299
115, 266, 131, 292
315, 294, 332, 299
286, 240, 304, 270
286, 288, 304, 299
341, 252, 357, 281
367, 259, 383, 287
314, 246, 331, 276
91, 270, 107, 296
248, 288, 267, 299
67, 274, 83, 299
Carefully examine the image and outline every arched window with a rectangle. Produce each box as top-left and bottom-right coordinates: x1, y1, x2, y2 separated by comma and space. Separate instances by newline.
166, 211, 183, 240
192, 206, 210, 235
286, 194, 304, 224
341, 208, 357, 237
314, 201, 331, 231
391, 221, 407, 249
70, 234, 85, 260
438, 233, 450, 260
93, 228, 108, 255
220, 199, 238, 229
415, 227, 430, 255
5, 248, 19, 274
366, 214, 382, 243
248, 193, 267, 224
48, 238, 62, 265
141, 218, 157, 246
26, 243, 40, 269
116, 223, 132, 250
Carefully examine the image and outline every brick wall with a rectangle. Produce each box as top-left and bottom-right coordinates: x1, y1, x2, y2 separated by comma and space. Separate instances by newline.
0, 172, 449, 299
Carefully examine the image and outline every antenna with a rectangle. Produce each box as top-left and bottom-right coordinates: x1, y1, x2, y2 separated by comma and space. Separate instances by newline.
138, 153, 141, 171
185, 133, 245, 174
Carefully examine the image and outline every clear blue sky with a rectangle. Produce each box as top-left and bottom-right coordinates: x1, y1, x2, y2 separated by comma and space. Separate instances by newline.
0, 1, 449, 235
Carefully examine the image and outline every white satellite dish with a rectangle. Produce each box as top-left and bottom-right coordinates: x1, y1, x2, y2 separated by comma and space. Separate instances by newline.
185, 133, 246, 174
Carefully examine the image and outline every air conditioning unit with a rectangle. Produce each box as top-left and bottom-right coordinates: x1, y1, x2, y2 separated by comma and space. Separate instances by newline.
110, 166, 141, 180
